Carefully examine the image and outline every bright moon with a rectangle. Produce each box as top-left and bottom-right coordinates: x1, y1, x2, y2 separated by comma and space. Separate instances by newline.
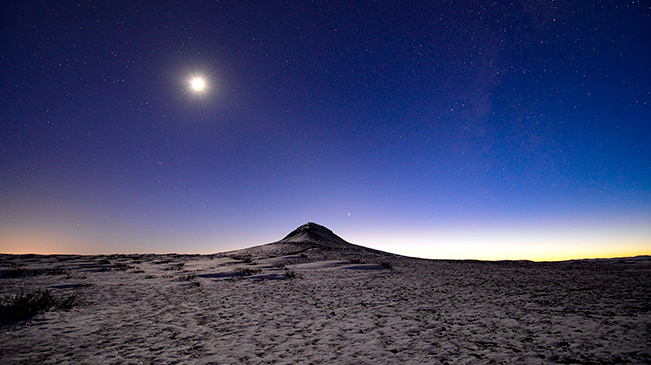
190, 77, 206, 92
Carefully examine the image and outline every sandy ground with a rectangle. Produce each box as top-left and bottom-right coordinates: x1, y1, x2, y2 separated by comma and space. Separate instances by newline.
1, 248, 650, 364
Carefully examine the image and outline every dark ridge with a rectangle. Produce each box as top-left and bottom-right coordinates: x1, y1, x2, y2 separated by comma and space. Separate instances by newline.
223, 222, 396, 260
280, 222, 350, 247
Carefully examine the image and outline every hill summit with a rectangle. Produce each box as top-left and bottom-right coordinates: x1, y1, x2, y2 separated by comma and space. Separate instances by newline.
225, 222, 387, 259
279, 222, 351, 249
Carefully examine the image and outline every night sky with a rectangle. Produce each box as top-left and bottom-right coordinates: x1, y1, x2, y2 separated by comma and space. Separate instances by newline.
2, 1, 650, 260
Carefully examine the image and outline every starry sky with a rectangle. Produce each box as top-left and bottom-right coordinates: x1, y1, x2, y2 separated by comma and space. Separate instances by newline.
1, 0, 650, 260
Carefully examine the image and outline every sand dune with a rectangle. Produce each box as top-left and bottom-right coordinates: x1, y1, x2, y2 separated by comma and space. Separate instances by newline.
1, 223, 650, 363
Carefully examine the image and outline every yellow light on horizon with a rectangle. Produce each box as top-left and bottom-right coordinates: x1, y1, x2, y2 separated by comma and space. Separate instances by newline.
347, 223, 651, 262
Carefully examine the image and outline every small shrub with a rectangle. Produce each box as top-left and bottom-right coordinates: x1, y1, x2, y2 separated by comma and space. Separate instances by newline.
349, 259, 363, 264
284, 269, 297, 279
232, 255, 253, 263
0, 290, 83, 325
380, 261, 393, 270
179, 274, 197, 281
235, 267, 261, 276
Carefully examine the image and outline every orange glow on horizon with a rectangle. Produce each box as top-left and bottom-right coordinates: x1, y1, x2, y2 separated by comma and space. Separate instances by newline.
2, 222, 649, 261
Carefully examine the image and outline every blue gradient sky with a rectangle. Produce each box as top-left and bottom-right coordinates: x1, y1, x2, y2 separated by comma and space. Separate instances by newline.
1, 1, 650, 260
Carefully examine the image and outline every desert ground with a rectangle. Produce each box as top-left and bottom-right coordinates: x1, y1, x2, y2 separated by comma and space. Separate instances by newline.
1, 223, 650, 364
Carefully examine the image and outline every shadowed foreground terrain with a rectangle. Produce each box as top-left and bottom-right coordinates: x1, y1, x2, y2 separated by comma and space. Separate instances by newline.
1, 223, 650, 363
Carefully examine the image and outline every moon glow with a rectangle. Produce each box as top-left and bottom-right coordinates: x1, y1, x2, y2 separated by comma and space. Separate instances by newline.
190, 77, 206, 92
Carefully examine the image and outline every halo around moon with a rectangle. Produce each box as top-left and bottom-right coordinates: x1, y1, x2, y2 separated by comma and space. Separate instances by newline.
190, 77, 206, 92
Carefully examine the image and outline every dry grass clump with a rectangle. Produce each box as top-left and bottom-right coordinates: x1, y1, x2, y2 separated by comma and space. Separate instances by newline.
0, 289, 83, 325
